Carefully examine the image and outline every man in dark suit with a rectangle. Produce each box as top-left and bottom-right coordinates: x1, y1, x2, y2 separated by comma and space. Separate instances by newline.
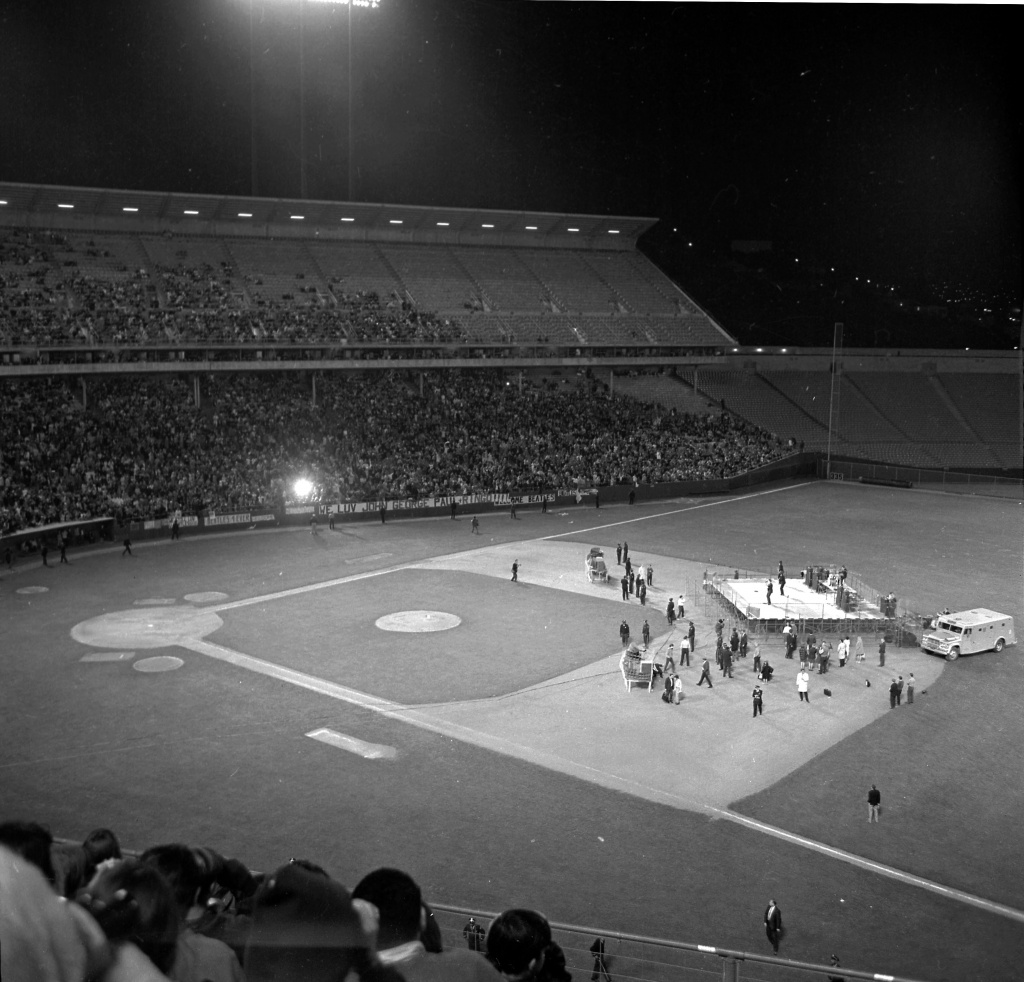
764, 899, 782, 953
868, 785, 881, 822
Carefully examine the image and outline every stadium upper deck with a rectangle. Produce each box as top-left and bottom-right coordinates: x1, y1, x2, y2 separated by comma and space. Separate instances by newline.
0, 182, 734, 354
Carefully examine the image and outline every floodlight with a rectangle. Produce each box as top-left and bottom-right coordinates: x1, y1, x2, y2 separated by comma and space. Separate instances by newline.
58, 203, 74, 209
123, 207, 139, 213
294, 479, 313, 497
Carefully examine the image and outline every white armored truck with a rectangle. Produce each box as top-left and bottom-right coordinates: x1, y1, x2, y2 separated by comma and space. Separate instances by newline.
920, 608, 1016, 660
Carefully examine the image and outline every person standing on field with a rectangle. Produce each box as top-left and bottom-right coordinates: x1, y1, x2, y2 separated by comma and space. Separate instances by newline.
868, 785, 881, 822
764, 899, 782, 954
797, 668, 810, 703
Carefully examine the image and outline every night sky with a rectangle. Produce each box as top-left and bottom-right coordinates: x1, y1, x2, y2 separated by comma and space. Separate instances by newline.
0, 1, 1019, 291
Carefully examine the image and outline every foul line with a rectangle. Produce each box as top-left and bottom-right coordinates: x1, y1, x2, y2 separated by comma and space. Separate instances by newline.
207, 562, 413, 613
182, 633, 1024, 926
711, 807, 1024, 925
541, 482, 816, 540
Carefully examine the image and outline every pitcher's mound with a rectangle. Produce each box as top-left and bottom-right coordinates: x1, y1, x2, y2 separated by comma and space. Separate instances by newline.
375, 611, 462, 633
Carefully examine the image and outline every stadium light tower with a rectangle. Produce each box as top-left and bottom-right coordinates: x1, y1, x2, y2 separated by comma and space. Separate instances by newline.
247, 0, 381, 201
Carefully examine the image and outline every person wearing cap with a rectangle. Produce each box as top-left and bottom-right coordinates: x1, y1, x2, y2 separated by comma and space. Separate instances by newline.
752, 684, 764, 717
353, 868, 501, 982
243, 861, 383, 982
663, 644, 677, 675
463, 917, 485, 952
641, 619, 651, 648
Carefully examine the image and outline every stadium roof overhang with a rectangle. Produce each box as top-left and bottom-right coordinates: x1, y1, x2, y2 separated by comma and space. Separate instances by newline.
0, 182, 657, 250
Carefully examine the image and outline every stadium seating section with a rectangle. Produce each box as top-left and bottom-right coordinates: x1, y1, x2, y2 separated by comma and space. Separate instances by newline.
1, 226, 1018, 539
0, 229, 729, 348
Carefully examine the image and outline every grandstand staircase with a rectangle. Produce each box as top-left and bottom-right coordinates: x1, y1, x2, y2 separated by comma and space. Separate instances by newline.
444, 247, 492, 312
371, 244, 413, 305
841, 375, 913, 441
219, 240, 257, 307
625, 252, 681, 310
301, 244, 336, 307
840, 375, 943, 467
744, 372, 828, 430
578, 252, 632, 312
927, 374, 1003, 468
135, 237, 168, 309
513, 251, 563, 314
929, 376, 991, 448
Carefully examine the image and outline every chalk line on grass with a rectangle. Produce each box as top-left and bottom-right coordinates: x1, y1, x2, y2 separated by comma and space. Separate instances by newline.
206, 562, 413, 613
540, 482, 816, 541
712, 807, 1024, 925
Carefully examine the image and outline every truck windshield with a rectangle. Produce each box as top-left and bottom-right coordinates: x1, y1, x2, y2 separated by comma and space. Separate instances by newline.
937, 622, 962, 634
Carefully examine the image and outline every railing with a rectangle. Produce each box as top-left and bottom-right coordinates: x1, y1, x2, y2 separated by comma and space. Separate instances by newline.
429, 903, 929, 982
821, 458, 1022, 496
703, 567, 906, 642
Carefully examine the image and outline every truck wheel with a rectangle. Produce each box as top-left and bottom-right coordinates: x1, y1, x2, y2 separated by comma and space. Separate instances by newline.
946, 647, 960, 661
994, 638, 1005, 652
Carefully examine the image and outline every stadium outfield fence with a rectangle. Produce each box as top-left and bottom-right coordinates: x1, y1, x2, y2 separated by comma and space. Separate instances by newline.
819, 458, 1023, 498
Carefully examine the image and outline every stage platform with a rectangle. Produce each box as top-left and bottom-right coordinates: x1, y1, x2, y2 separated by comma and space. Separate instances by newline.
709, 572, 887, 630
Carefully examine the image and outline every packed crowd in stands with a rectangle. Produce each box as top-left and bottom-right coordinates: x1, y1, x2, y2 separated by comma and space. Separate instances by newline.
1, 229, 467, 348
0, 371, 786, 533
1, 819, 572, 982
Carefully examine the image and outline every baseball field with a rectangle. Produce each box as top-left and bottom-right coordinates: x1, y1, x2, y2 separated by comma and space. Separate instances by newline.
2, 479, 1022, 981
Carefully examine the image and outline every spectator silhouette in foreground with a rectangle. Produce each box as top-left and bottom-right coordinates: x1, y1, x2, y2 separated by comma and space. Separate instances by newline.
0, 819, 57, 887
486, 908, 571, 982
353, 867, 502, 981
243, 859, 401, 982
0, 844, 171, 982
139, 844, 244, 982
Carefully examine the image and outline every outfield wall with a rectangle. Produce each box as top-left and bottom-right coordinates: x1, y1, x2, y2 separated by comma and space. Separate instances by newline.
94, 453, 816, 543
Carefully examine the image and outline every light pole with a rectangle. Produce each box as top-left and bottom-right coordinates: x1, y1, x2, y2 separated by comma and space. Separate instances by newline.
247, 0, 380, 201
298, 0, 309, 199
347, 0, 353, 200
249, 0, 258, 196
